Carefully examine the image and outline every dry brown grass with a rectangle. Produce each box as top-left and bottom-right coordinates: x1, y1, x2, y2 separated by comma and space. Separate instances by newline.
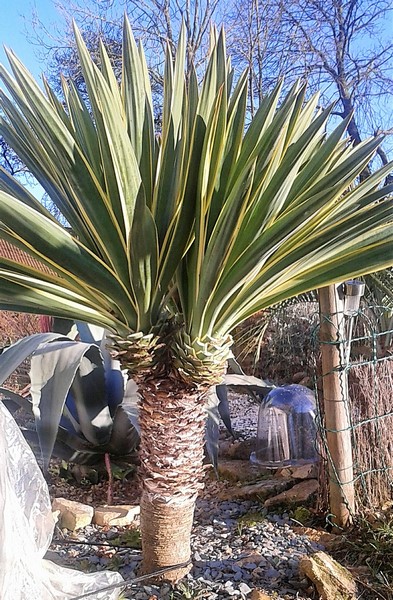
349, 360, 393, 511
232, 302, 320, 384
0, 311, 40, 391
0, 311, 40, 345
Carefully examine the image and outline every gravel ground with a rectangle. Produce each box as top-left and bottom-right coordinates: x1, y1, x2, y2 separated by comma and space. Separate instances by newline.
48, 393, 322, 599
226, 392, 260, 440
49, 491, 321, 599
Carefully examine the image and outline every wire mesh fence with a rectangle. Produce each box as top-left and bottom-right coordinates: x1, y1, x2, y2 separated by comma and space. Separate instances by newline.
315, 304, 393, 516
233, 300, 393, 516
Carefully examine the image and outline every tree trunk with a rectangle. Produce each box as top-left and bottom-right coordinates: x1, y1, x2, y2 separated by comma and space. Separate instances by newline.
137, 377, 207, 583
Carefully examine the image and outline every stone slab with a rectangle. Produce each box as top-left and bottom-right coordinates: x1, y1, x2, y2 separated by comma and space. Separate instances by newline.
218, 460, 270, 482
52, 497, 94, 531
93, 504, 140, 527
275, 462, 318, 480
219, 478, 291, 501
264, 479, 319, 508
299, 551, 357, 600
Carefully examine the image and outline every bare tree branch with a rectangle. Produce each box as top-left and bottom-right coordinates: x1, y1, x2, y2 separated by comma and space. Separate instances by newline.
228, 0, 392, 175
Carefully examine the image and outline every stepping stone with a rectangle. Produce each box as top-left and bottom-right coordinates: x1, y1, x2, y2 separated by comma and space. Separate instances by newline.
219, 478, 291, 501
218, 460, 270, 482
264, 479, 319, 508
275, 463, 318, 480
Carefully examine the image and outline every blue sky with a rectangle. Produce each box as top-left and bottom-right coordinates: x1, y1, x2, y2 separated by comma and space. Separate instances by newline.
0, 1, 62, 197
0, 0, 59, 79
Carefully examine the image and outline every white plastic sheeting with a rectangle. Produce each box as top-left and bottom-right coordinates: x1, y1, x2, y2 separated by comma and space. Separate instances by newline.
0, 401, 124, 600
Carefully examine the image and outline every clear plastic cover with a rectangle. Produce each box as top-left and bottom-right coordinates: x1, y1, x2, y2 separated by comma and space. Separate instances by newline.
250, 384, 319, 468
0, 402, 124, 600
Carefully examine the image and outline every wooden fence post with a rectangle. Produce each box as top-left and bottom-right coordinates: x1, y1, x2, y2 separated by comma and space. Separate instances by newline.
319, 284, 355, 527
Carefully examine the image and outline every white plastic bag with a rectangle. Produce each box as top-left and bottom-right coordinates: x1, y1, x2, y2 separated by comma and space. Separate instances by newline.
0, 402, 124, 599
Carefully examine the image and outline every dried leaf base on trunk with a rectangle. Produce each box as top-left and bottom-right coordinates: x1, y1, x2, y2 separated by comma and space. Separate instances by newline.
138, 378, 207, 583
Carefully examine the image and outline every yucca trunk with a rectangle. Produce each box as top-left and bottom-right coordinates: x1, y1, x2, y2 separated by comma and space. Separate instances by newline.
137, 378, 207, 582
112, 328, 230, 582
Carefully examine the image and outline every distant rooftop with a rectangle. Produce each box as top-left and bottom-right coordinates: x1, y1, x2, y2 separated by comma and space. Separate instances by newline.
0, 239, 53, 274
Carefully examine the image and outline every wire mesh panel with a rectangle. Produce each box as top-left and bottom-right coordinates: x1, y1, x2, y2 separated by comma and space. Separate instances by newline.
316, 304, 393, 515
234, 300, 393, 514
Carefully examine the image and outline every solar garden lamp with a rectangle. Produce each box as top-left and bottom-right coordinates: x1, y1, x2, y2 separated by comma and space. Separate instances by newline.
343, 280, 365, 316
343, 279, 365, 363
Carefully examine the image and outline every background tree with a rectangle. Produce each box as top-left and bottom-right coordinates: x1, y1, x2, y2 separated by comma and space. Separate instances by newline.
14, 0, 393, 177
228, 0, 393, 178
225, 0, 295, 116
0, 138, 27, 177
29, 0, 224, 95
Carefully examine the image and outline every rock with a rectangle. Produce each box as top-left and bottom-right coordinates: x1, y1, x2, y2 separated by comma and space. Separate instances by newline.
219, 479, 291, 501
239, 582, 252, 595
69, 464, 100, 484
217, 460, 269, 482
93, 504, 140, 527
52, 497, 94, 531
218, 440, 236, 458
275, 462, 318, 480
292, 372, 308, 384
265, 566, 280, 579
291, 526, 344, 550
250, 590, 275, 600
235, 553, 264, 567
291, 372, 312, 386
264, 479, 319, 508
227, 439, 257, 460
299, 551, 357, 599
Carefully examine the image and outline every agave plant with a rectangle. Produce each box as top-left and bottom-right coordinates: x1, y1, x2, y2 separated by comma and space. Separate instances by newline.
0, 332, 141, 505
0, 332, 140, 470
0, 18, 392, 580
0, 325, 235, 477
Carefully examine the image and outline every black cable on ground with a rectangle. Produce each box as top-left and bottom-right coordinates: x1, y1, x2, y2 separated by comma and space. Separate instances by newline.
70, 560, 192, 599
51, 537, 142, 549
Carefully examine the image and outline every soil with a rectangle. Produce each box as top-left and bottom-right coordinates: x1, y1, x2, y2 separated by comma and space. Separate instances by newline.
45, 458, 231, 509
46, 463, 142, 507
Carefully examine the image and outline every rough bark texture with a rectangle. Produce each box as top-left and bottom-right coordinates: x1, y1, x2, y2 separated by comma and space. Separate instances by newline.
138, 378, 207, 582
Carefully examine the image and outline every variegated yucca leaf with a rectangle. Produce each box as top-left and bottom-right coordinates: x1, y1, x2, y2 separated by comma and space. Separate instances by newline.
0, 19, 392, 380
363, 268, 393, 307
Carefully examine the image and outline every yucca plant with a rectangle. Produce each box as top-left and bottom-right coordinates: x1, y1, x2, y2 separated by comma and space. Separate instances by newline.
0, 18, 392, 581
